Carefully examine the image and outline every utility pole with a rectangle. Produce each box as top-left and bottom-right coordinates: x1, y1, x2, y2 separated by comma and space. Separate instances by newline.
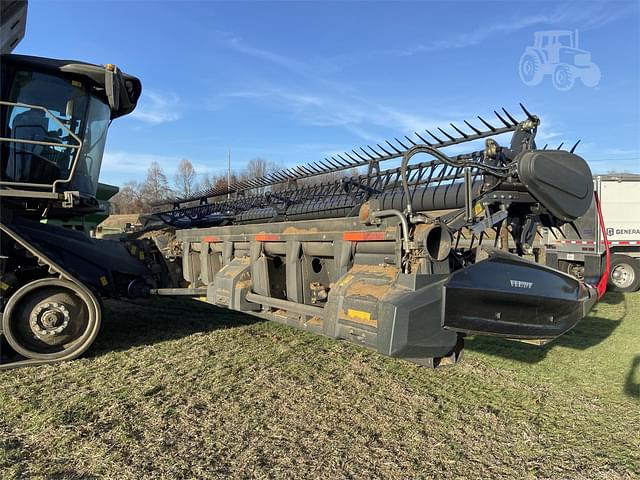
227, 149, 231, 199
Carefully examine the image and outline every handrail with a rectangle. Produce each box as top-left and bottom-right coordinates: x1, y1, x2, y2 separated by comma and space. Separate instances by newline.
0, 100, 83, 192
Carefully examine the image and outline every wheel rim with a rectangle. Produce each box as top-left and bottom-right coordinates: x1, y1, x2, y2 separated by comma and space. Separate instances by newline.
611, 263, 635, 289
2, 278, 101, 360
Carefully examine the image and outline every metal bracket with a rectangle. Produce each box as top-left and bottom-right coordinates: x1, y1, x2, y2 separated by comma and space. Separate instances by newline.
62, 191, 79, 209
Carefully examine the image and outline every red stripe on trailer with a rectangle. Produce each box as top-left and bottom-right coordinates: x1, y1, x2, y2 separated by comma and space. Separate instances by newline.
599, 240, 640, 245
255, 234, 280, 242
558, 240, 594, 245
202, 236, 221, 243
343, 231, 386, 241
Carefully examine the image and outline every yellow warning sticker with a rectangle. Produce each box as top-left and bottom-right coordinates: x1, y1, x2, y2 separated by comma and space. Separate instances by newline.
139, 251, 145, 260
0, 281, 10, 291
99, 276, 109, 286
131, 245, 137, 254
473, 202, 484, 217
345, 308, 377, 327
347, 308, 371, 322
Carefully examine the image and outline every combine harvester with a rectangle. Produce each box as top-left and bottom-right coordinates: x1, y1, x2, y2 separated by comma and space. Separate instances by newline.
0, 1, 606, 369
155, 104, 605, 367
0, 1, 162, 369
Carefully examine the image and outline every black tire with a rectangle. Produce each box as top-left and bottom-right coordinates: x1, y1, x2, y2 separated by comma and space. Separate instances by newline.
2, 278, 101, 360
608, 254, 640, 293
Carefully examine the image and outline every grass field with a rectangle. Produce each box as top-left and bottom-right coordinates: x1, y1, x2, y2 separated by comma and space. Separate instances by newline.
1, 292, 638, 479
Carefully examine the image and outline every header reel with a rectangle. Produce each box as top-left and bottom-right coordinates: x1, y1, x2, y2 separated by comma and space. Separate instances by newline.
158, 105, 593, 258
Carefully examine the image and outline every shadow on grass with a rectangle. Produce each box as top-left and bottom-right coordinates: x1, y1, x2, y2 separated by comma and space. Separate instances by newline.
624, 356, 640, 399
88, 297, 261, 358
465, 292, 627, 364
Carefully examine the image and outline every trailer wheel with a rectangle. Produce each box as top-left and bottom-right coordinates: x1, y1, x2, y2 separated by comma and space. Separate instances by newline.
608, 255, 640, 293
2, 278, 101, 361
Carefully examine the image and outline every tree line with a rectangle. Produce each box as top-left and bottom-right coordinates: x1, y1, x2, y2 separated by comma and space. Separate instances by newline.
110, 157, 280, 214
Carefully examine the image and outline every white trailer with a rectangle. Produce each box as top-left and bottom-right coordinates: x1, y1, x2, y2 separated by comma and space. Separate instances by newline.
545, 173, 640, 292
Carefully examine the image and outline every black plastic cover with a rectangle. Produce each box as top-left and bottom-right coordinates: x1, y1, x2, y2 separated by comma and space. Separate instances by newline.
517, 150, 593, 221
442, 250, 595, 339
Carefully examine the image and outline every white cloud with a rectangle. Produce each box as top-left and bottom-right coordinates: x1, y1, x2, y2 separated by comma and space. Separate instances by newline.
221, 87, 448, 143
381, 2, 637, 57
131, 90, 182, 124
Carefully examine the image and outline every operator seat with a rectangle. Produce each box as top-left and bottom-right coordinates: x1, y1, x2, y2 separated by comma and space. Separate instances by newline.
5, 108, 59, 183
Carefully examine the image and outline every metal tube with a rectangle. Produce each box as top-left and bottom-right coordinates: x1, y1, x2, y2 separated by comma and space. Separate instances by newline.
246, 292, 325, 317
150, 288, 207, 296
370, 209, 410, 254
464, 167, 473, 222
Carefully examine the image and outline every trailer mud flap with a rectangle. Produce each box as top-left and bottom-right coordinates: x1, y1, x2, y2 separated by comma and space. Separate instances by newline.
442, 250, 597, 339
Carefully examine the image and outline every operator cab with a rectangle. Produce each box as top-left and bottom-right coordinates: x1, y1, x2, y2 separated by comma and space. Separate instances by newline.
0, 54, 141, 212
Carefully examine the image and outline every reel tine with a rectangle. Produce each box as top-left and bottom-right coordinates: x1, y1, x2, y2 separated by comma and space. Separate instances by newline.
494, 110, 512, 128
329, 157, 346, 168
477, 115, 496, 131
377, 143, 393, 155
519, 103, 534, 119
352, 150, 367, 161
437, 127, 456, 142
314, 161, 330, 172
395, 137, 409, 150
385, 140, 403, 154
450, 123, 468, 138
404, 135, 417, 146
414, 131, 433, 146
570, 140, 581, 153
339, 153, 357, 165
343, 152, 359, 164
425, 129, 444, 144
502, 107, 519, 125
367, 145, 383, 157
464, 120, 482, 135
542, 144, 548, 150
361, 147, 377, 160
556, 142, 564, 150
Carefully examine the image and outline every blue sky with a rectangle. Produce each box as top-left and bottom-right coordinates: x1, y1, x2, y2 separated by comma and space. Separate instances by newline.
16, 0, 640, 186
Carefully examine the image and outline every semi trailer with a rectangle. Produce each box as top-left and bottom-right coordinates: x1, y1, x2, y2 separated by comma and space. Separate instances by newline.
0, 0, 606, 370
545, 174, 640, 292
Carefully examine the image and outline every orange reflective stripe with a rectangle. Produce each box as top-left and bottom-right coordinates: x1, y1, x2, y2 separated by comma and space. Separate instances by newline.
255, 234, 280, 242
343, 231, 385, 241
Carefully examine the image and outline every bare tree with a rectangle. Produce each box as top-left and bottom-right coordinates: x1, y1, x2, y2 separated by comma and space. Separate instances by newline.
242, 158, 281, 194
140, 161, 172, 209
110, 181, 143, 214
174, 159, 197, 198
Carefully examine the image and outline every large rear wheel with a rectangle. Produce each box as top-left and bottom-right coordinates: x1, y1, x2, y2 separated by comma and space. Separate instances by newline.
2, 278, 101, 360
